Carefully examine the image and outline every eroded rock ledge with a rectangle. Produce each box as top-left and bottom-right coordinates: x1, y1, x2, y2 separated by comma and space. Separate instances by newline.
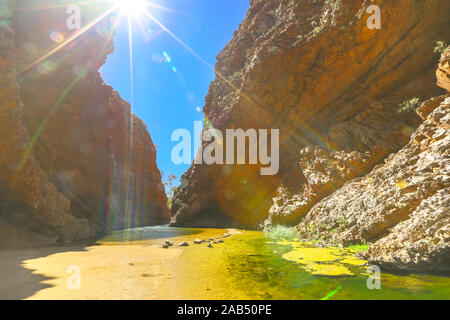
297, 93, 449, 272
0, 0, 169, 248
171, 0, 450, 272
296, 50, 450, 272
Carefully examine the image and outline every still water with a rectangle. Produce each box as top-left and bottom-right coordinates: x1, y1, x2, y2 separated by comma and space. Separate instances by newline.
100, 226, 450, 300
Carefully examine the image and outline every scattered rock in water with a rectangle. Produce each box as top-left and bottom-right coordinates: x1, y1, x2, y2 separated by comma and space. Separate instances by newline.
179, 242, 189, 247
165, 240, 173, 246
194, 239, 202, 244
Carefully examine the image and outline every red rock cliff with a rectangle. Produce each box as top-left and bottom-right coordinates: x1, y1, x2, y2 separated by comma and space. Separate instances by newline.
0, 0, 169, 248
170, 0, 450, 272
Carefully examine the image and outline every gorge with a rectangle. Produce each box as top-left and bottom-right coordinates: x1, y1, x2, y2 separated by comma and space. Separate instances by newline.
0, 0, 449, 300
0, 0, 169, 249
170, 0, 450, 273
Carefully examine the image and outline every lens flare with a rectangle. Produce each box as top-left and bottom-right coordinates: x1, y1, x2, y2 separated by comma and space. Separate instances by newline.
116, 0, 146, 14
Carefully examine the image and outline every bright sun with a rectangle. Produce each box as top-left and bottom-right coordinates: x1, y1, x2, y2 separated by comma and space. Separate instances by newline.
116, 0, 147, 14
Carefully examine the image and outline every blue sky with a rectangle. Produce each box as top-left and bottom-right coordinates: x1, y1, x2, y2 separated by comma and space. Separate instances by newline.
100, 0, 249, 189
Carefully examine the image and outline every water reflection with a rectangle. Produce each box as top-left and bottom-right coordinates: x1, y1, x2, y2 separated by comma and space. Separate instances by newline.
98, 226, 450, 299
100, 225, 203, 242
221, 235, 450, 300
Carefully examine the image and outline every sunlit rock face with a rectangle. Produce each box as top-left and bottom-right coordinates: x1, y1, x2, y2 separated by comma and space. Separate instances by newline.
0, 0, 169, 248
296, 50, 450, 273
297, 92, 450, 272
171, 0, 450, 230
437, 48, 450, 92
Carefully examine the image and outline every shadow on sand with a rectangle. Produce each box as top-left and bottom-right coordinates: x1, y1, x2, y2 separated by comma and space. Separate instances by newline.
0, 241, 96, 300
0, 226, 204, 299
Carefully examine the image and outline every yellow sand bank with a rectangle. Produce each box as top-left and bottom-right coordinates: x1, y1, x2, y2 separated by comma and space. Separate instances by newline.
0, 228, 248, 300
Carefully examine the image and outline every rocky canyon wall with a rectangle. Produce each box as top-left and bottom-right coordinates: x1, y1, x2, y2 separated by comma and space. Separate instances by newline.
0, 0, 169, 248
171, 0, 450, 272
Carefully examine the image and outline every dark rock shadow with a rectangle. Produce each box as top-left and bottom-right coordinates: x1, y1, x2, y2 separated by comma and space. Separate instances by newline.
0, 241, 97, 300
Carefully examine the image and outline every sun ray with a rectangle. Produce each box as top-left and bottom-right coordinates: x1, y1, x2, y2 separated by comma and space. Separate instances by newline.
133, 10, 149, 42
14, 0, 113, 12
124, 10, 135, 234
134, 12, 146, 30
18, 71, 87, 171
97, 12, 119, 60
17, 0, 354, 201
116, 0, 145, 14
144, 1, 186, 16
140, 9, 325, 158
127, 14, 135, 108
141, 10, 261, 111
139, 6, 353, 177
19, 4, 118, 74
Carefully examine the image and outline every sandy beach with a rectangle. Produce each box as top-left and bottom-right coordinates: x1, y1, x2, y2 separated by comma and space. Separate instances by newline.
0, 228, 246, 300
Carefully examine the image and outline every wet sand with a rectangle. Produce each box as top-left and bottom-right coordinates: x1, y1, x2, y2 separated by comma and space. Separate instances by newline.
0, 228, 245, 300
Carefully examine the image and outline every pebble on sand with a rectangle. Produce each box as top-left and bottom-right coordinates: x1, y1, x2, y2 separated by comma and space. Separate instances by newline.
179, 242, 189, 247
194, 239, 202, 244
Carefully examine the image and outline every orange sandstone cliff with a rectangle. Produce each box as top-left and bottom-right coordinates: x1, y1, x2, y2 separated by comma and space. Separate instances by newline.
171, 0, 450, 272
0, 0, 169, 248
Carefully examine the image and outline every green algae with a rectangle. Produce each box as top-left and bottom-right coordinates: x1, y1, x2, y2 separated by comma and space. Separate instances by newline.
278, 241, 368, 276
340, 257, 367, 266
99, 226, 450, 300
283, 247, 342, 262
348, 243, 370, 252
305, 263, 354, 276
